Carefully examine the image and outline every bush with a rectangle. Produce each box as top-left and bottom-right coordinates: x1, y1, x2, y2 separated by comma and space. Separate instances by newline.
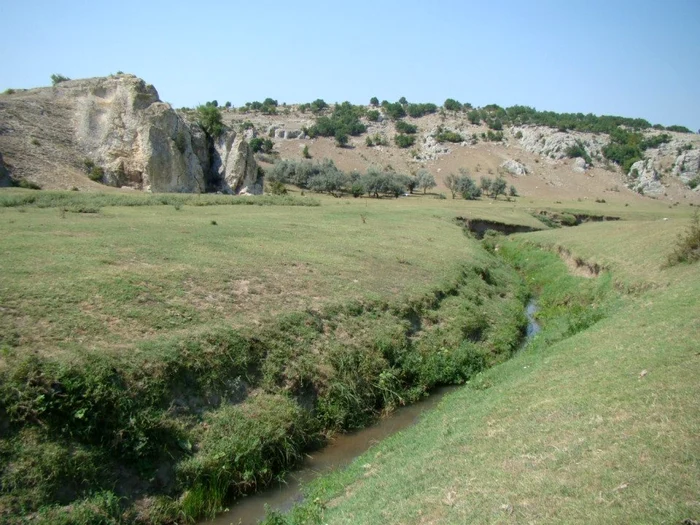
666, 211, 700, 266
443, 98, 462, 111
50, 74, 70, 85
395, 120, 417, 134
366, 110, 380, 122
267, 180, 288, 195
196, 104, 224, 138
302, 145, 311, 159
467, 110, 481, 124
88, 167, 105, 182
485, 130, 503, 142
369, 97, 379, 106
435, 128, 463, 143
406, 103, 437, 118
250, 138, 274, 154
394, 134, 416, 148
17, 179, 42, 190
307, 102, 366, 140
565, 140, 592, 164
666, 125, 692, 133
383, 102, 406, 120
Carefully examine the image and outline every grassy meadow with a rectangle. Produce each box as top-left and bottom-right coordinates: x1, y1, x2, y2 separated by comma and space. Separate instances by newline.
0, 188, 697, 524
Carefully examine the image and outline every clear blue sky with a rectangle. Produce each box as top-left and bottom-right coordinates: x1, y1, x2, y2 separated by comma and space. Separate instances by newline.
2, 0, 699, 130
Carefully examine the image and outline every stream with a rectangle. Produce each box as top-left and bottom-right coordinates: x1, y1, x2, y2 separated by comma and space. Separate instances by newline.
205, 299, 541, 525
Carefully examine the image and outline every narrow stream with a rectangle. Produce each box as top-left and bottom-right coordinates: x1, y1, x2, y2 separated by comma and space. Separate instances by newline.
207, 386, 459, 525
206, 299, 541, 525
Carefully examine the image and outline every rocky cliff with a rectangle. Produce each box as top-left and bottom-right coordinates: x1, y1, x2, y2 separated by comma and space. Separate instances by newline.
0, 75, 262, 193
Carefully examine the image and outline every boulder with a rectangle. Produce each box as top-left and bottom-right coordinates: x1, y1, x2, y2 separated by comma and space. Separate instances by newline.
572, 157, 588, 173
501, 159, 529, 176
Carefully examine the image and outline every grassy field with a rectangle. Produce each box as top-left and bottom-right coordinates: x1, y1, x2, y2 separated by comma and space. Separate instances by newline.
1, 188, 697, 524
272, 213, 699, 524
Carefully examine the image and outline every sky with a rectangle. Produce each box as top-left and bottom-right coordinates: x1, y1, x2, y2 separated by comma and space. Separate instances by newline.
2, 0, 699, 131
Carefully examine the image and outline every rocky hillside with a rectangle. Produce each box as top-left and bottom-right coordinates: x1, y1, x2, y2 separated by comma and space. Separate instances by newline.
0, 75, 262, 193
2, 76, 699, 202
220, 102, 700, 203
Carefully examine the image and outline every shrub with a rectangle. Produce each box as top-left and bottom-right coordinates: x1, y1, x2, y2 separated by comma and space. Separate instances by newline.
485, 130, 503, 142
50, 74, 70, 85
366, 110, 380, 122
398, 96, 408, 105
302, 145, 311, 159
250, 138, 274, 154
665, 211, 700, 266
267, 180, 288, 195
310, 99, 328, 113
307, 102, 366, 140
666, 125, 692, 133
565, 140, 592, 164
383, 102, 406, 120
3, 88, 16, 95
514, 130, 523, 139
509, 185, 518, 197
370, 97, 379, 106
406, 103, 438, 118
88, 166, 105, 182
443, 98, 462, 111
395, 120, 417, 134
394, 134, 416, 148
17, 179, 42, 190
688, 176, 700, 190
435, 128, 463, 143
196, 104, 225, 137
467, 110, 481, 124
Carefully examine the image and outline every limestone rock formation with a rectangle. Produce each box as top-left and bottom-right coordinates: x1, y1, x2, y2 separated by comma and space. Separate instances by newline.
0, 74, 262, 194
501, 159, 529, 176
629, 159, 663, 196
673, 149, 700, 186
212, 131, 264, 194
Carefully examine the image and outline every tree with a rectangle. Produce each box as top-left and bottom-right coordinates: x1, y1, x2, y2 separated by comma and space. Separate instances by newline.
467, 110, 481, 125
399, 96, 408, 105
50, 74, 70, 85
416, 169, 436, 194
224, 101, 232, 109
480, 176, 493, 197
509, 184, 518, 197
491, 177, 507, 199
334, 130, 349, 147
196, 104, 224, 137
444, 98, 462, 111
445, 173, 459, 199
370, 97, 379, 106
456, 175, 481, 200
394, 134, 416, 148
302, 145, 311, 158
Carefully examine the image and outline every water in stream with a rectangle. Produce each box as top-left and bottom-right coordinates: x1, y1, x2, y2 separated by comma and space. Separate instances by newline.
206, 299, 541, 525
207, 386, 459, 525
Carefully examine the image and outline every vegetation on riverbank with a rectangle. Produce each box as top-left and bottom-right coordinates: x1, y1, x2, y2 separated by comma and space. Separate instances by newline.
265, 217, 699, 524
0, 191, 533, 523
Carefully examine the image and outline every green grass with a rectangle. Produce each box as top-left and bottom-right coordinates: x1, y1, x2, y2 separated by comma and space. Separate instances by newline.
275, 219, 699, 525
1, 189, 697, 524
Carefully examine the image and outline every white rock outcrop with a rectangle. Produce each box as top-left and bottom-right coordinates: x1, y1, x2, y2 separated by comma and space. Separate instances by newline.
673, 149, 700, 185
629, 159, 664, 196
500, 159, 529, 176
